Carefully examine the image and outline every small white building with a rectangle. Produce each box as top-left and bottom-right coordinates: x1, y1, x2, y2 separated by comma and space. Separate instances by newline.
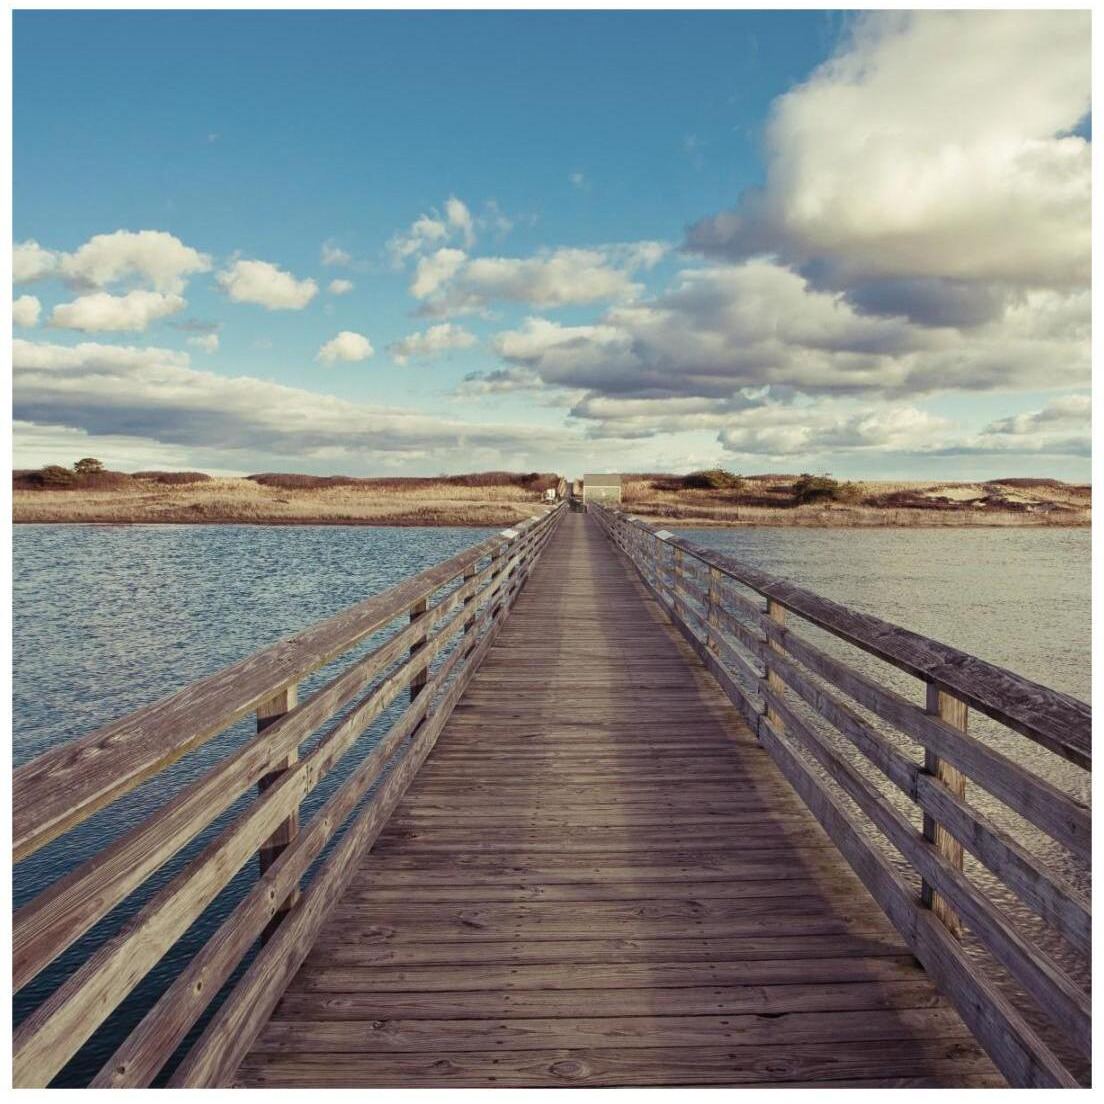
582, 473, 622, 504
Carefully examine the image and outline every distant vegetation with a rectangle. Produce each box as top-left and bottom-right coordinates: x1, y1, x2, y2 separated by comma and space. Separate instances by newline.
682, 469, 746, 491
12, 464, 567, 526
618, 471, 1089, 528
132, 470, 213, 485
791, 474, 861, 505
246, 470, 561, 492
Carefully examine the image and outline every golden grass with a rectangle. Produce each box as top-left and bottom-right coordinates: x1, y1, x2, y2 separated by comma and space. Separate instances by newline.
13, 477, 549, 526
12, 472, 1089, 528
621, 476, 1090, 528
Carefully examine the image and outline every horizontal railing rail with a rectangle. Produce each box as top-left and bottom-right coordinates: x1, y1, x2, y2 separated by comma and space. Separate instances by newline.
590, 502, 1090, 1089
12, 503, 563, 1088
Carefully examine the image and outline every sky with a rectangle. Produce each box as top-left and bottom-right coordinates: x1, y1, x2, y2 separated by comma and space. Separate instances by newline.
11, 9, 1092, 481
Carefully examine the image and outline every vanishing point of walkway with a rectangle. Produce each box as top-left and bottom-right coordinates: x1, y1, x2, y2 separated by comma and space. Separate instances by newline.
235, 512, 1001, 1088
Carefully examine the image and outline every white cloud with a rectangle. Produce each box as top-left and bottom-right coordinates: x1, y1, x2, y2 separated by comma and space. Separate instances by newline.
491, 262, 1089, 404
411, 248, 468, 300
321, 240, 352, 266
13, 338, 571, 465
388, 212, 451, 264
187, 333, 220, 353
13, 295, 41, 328
50, 290, 186, 332
933, 394, 1091, 457
413, 243, 668, 316
388, 323, 477, 365
317, 330, 374, 364
58, 230, 212, 294
444, 197, 475, 247
217, 259, 318, 310
569, 171, 589, 191
718, 403, 949, 458
14, 240, 59, 284
328, 278, 354, 295
687, 11, 1090, 308
11, 419, 245, 475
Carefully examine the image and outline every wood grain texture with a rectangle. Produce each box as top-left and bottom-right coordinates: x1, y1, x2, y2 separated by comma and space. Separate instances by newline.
233, 510, 997, 1090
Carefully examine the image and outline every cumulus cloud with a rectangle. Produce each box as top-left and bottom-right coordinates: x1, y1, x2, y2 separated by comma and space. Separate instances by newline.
491, 262, 1089, 406
454, 366, 545, 397
217, 259, 318, 310
57, 230, 213, 294
317, 330, 374, 363
444, 197, 475, 247
50, 290, 186, 332
928, 394, 1091, 457
187, 333, 219, 353
411, 248, 467, 300
413, 243, 668, 316
388, 199, 469, 264
388, 322, 477, 365
686, 11, 1090, 321
717, 402, 949, 458
13, 338, 570, 465
328, 278, 354, 295
14, 240, 59, 284
13, 295, 41, 328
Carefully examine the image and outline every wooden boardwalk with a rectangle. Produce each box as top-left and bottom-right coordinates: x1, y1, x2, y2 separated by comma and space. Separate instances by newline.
236, 511, 1002, 1088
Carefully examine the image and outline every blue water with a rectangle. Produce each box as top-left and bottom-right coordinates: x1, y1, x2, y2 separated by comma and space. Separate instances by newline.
13, 523, 495, 1085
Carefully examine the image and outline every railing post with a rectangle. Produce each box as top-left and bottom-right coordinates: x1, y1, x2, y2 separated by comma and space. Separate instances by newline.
672, 545, 685, 619
256, 683, 300, 936
462, 569, 478, 637
764, 599, 786, 736
706, 566, 721, 654
922, 683, 967, 937
408, 597, 429, 702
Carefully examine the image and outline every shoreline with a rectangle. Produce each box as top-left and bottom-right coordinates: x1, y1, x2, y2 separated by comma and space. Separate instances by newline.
13, 510, 1089, 529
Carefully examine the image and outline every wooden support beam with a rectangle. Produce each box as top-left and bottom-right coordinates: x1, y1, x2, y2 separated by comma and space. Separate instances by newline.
256, 684, 301, 937
408, 598, 429, 703
922, 684, 968, 938
764, 599, 787, 737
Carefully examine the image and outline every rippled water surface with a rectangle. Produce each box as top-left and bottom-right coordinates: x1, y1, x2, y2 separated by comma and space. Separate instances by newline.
12, 522, 1092, 1083
13, 523, 495, 1084
676, 526, 1090, 703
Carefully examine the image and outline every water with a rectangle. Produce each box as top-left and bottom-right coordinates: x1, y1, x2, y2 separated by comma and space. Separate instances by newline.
675, 527, 1090, 704
673, 524, 1091, 1067
13, 523, 496, 1085
13, 523, 1091, 1082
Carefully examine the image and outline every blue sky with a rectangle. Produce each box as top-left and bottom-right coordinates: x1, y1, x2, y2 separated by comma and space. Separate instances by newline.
12, 10, 1091, 480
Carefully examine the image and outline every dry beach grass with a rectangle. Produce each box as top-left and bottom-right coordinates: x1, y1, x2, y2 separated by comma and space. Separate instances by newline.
11, 469, 1089, 527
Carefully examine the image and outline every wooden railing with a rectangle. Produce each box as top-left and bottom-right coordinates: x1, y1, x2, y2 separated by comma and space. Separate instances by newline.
591, 502, 1090, 1089
11, 503, 563, 1088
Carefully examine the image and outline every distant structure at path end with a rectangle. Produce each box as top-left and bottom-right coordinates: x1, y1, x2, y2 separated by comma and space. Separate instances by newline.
581, 472, 622, 504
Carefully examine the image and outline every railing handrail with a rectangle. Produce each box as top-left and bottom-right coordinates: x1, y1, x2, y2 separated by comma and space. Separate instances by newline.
598, 505, 1090, 769
589, 500, 1090, 1089
13, 501, 564, 1087
12, 507, 562, 862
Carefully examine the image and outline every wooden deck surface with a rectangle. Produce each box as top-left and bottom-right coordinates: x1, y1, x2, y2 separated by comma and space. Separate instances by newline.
235, 511, 1003, 1088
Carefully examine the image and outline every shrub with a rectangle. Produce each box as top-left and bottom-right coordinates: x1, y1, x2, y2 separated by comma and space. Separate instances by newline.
247, 473, 360, 489
78, 470, 132, 490
73, 457, 105, 475
133, 471, 213, 484
39, 465, 79, 488
683, 468, 745, 492
792, 473, 861, 505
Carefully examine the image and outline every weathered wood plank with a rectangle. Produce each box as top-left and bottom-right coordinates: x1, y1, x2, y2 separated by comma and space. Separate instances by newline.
235, 1040, 1002, 1088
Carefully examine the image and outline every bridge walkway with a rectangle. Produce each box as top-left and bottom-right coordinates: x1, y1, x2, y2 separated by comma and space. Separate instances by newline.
235, 510, 1001, 1087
